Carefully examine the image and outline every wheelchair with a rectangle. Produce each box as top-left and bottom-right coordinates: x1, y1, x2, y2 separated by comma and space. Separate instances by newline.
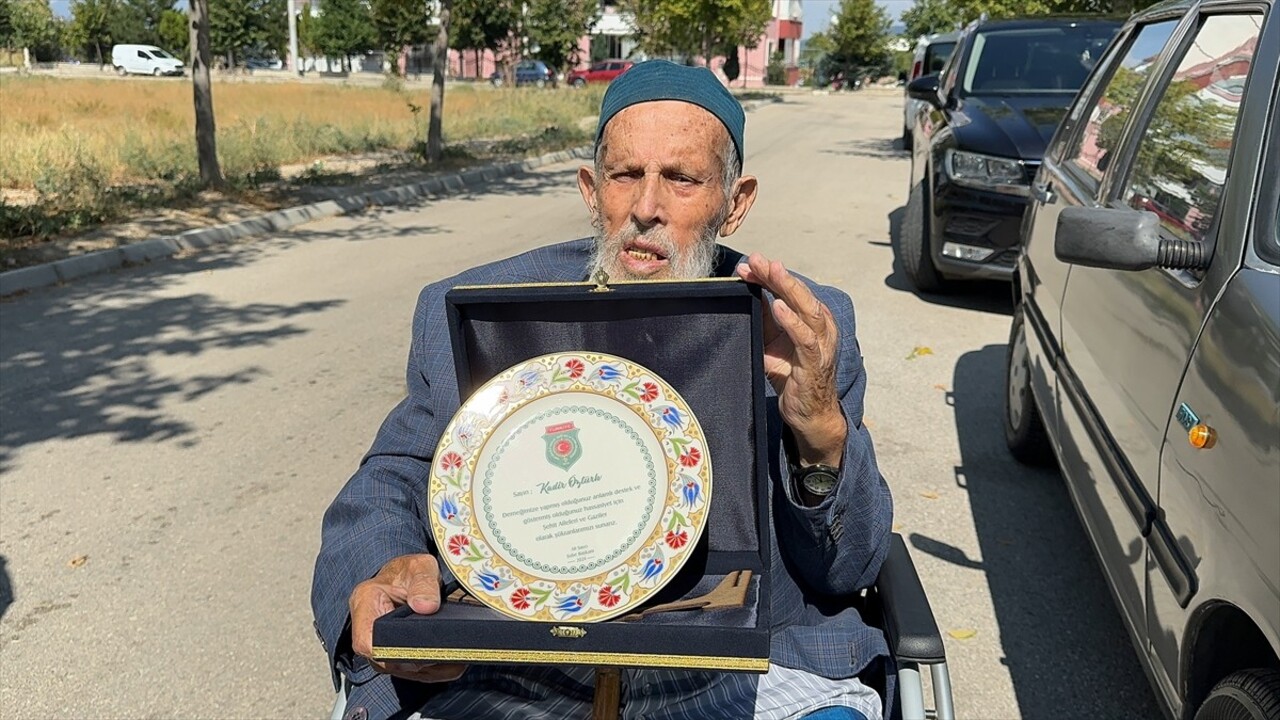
330, 533, 954, 720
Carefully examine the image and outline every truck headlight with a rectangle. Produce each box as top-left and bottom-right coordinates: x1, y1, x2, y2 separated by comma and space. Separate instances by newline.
945, 150, 1028, 195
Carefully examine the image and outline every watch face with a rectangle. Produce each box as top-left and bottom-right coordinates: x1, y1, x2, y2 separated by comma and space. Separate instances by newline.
802, 470, 839, 496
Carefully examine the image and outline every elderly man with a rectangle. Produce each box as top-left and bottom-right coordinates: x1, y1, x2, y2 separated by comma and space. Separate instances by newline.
312, 60, 893, 720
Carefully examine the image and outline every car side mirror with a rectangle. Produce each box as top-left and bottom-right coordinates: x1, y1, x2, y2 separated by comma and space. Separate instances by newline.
907, 74, 943, 107
1054, 207, 1211, 271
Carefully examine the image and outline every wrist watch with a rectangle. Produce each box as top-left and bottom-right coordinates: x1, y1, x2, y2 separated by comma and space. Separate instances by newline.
793, 463, 841, 504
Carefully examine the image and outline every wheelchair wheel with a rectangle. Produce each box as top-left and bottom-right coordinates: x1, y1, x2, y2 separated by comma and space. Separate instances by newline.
1193, 669, 1280, 720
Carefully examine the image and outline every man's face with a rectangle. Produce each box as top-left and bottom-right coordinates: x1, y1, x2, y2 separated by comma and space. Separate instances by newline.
581, 101, 747, 281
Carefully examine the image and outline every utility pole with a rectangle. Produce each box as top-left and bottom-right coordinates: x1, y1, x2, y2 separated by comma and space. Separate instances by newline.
287, 0, 300, 75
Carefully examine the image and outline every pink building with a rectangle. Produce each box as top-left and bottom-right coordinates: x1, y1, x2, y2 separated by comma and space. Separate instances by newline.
448, 0, 803, 89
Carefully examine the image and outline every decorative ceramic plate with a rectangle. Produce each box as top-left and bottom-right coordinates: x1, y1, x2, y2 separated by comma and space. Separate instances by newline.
428, 352, 711, 622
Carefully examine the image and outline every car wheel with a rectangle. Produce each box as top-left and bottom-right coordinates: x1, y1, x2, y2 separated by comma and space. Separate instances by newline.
536, 79, 546, 88
116, 65, 127, 76
490, 78, 503, 87
1005, 309, 1053, 465
571, 78, 585, 88
900, 180, 948, 293
153, 68, 162, 77
1193, 669, 1280, 720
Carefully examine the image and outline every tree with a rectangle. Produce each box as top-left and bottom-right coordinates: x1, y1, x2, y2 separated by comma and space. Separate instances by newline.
426, 0, 450, 163
828, 0, 891, 74
311, 0, 375, 71
189, 0, 222, 186
369, 0, 431, 75
6, 0, 60, 67
624, 0, 771, 66
157, 8, 188, 56
899, 0, 1162, 37
525, 0, 597, 78
111, 0, 172, 46
66, 0, 114, 65
210, 0, 287, 67
901, 0, 964, 38
450, 0, 515, 74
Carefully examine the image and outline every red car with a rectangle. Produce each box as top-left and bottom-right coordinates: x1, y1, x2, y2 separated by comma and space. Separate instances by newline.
566, 60, 633, 87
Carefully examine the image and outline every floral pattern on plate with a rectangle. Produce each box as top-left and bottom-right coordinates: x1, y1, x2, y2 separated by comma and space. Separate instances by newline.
427, 352, 711, 622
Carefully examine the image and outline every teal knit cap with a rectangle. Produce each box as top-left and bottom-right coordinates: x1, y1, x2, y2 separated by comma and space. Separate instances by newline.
594, 60, 745, 166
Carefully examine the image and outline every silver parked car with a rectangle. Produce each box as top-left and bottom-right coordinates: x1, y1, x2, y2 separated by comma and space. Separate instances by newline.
902, 31, 959, 151
1007, 1, 1280, 718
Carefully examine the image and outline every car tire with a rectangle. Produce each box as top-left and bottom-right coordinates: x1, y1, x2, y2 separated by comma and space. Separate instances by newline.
1193, 669, 1280, 720
116, 65, 127, 76
900, 180, 948, 293
536, 79, 546, 88
902, 126, 913, 151
1005, 309, 1053, 465
571, 78, 585, 88
153, 68, 162, 77
490, 78, 503, 88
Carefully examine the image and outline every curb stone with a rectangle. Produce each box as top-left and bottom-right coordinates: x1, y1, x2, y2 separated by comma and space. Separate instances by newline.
0, 97, 777, 298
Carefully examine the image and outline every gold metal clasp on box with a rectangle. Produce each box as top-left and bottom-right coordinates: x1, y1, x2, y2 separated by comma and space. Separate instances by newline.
590, 269, 612, 293
551, 626, 587, 639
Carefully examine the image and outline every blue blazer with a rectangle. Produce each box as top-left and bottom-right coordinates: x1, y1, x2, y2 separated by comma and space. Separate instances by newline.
311, 240, 894, 719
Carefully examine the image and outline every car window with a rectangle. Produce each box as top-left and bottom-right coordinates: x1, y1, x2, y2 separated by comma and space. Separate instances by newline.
1062, 20, 1179, 187
961, 23, 1118, 94
1120, 13, 1263, 245
924, 42, 955, 75
138, 50, 151, 59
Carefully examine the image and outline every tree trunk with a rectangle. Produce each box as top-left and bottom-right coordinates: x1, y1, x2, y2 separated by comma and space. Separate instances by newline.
189, 0, 223, 186
427, 0, 452, 164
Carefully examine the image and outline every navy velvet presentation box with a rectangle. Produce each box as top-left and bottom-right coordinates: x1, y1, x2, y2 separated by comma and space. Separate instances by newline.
371, 278, 774, 672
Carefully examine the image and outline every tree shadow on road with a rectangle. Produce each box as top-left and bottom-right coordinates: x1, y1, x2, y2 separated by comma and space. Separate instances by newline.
0, 556, 12, 622
884, 205, 1013, 316
907, 345, 1161, 718
0, 258, 345, 473
821, 136, 907, 159
0, 164, 585, 473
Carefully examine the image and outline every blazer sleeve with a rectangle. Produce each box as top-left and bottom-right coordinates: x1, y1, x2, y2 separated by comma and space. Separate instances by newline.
310, 284, 455, 688
773, 285, 894, 597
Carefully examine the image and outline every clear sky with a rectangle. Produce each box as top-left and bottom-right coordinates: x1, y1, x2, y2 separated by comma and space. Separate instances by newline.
803, 0, 914, 38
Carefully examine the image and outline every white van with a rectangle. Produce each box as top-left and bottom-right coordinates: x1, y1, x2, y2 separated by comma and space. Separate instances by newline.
111, 45, 185, 77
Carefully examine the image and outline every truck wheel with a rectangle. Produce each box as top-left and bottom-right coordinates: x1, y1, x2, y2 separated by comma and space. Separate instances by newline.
1005, 310, 1052, 465
116, 65, 127, 76
1194, 669, 1280, 720
900, 180, 948, 293
153, 68, 162, 77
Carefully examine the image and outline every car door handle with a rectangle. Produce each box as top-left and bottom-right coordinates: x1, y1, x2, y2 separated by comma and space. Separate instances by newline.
1034, 180, 1054, 203
1032, 182, 1057, 204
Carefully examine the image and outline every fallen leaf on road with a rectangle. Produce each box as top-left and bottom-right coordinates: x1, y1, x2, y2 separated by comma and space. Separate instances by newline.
891, 523, 902, 532
947, 628, 978, 640
906, 346, 934, 360
933, 384, 948, 391
920, 491, 939, 500
68, 554, 88, 568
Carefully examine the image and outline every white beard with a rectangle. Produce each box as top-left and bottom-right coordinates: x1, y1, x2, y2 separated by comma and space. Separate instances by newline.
588, 205, 726, 281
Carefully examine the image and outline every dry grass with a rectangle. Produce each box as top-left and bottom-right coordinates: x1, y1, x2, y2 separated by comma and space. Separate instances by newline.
0, 76, 606, 190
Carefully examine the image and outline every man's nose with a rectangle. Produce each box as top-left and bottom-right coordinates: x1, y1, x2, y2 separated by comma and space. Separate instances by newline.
631, 174, 665, 227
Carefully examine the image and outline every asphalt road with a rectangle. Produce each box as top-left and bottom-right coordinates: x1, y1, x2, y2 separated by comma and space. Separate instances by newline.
0, 89, 1162, 719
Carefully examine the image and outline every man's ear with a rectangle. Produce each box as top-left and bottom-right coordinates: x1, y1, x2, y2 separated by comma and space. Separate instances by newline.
577, 165, 597, 215
719, 175, 759, 237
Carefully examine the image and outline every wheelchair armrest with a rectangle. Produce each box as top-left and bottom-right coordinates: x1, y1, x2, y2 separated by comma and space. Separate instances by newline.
875, 533, 946, 664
